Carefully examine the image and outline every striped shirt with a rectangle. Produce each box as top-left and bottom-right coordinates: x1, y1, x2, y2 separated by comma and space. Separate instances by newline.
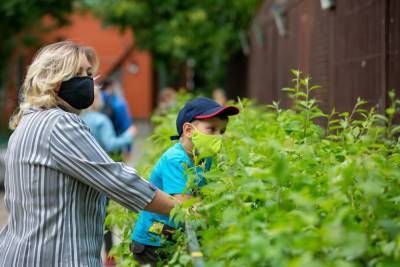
0, 107, 157, 266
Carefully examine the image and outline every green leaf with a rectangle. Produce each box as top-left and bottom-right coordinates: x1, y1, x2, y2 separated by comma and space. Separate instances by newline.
386, 107, 396, 116
391, 125, 400, 135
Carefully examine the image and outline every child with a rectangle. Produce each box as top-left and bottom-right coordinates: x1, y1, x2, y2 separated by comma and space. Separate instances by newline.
130, 97, 239, 266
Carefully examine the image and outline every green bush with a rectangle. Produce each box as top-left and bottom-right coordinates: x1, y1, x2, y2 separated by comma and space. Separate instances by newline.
107, 71, 400, 267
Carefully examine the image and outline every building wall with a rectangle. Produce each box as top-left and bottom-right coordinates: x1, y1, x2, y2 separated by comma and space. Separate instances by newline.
247, 0, 400, 112
121, 50, 153, 118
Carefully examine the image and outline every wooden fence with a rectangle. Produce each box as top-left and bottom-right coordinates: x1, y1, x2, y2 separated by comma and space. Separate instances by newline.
236, 0, 400, 112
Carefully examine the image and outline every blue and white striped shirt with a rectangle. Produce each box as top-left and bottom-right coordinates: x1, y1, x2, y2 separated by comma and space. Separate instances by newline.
0, 107, 156, 266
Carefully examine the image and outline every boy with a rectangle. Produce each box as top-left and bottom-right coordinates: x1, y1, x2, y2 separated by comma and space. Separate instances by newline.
130, 97, 239, 266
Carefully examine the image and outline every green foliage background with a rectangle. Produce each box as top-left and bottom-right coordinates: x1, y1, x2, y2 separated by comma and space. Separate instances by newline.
0, 0, 75, 74
84, 0, 261, 89
107, 71, 400, 267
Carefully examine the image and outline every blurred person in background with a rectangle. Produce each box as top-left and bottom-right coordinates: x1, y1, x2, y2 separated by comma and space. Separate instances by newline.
0, 41, 177, 267
155, 87, 177, 116
81, 86, 137, 153
81, 86, 137, 265
100, 79, 134, 160
212, 88, 228, 106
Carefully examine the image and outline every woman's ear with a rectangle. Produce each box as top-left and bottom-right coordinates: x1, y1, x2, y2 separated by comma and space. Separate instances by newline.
182, 122, 194, 138
55, 82, 61, 94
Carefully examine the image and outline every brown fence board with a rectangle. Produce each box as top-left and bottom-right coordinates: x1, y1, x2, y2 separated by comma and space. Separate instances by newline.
245, 0, 399, 113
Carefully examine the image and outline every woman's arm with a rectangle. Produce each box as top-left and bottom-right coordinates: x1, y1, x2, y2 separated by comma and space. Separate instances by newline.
171, 194, 191, 203
145, 190, 179, 216
49, 112, 175, 215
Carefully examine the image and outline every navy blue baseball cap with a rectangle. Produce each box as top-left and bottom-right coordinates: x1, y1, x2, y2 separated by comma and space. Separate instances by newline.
170, 97, 239, 140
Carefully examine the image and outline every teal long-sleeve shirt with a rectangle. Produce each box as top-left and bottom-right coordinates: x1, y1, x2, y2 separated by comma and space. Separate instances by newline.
81, 111, 133, 153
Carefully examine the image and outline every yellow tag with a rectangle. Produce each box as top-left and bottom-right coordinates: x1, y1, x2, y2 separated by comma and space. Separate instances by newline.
191, 252, 203, 257
148, 221, 164, 235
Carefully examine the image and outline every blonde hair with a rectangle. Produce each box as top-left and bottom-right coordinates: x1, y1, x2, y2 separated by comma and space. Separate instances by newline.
9, 41, 99, 129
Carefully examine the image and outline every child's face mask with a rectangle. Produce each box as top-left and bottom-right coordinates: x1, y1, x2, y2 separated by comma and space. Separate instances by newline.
191, 125, 222, 158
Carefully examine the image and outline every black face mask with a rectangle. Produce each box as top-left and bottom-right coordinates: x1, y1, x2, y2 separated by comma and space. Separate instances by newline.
58, 76, 94, 110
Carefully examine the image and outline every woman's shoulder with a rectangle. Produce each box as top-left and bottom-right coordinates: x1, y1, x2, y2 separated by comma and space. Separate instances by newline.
27, 107, 89, 134
11, 108, 85, 147
21, 107, 67, 126
54, 109, 89, 130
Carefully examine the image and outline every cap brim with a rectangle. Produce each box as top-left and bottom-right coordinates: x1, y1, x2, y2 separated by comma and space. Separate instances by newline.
194, 106, 239, 119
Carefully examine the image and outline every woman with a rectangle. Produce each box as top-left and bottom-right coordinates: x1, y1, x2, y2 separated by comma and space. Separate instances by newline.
0, 41, 176, 266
